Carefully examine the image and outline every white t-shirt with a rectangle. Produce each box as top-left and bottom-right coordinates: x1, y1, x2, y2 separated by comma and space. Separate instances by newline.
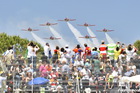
65, 48, 72, 58
44, 45, 50, 57
27, 46, 39, 58
74, 60, 84, 66
80, 68, 91, 80
125, 48, 135, 62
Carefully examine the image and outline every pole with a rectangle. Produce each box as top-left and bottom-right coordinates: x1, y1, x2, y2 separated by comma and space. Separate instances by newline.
31, 56, 33, 93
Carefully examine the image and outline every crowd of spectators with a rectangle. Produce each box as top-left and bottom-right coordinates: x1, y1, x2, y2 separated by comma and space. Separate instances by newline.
1, 41, 140, 93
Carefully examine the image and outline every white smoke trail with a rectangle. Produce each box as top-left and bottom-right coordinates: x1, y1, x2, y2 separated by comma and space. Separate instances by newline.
49, 26, 67, 47
87, 27, 100, 47
67, 22, 87, 48
31, 32, 46, 46
105, 33, 115, 44
86, 39, 93, 48
31, 32, 56, 50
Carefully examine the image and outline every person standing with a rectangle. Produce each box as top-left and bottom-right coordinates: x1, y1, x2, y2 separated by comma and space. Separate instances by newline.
125, 44, 135, 62
27, 42, 40, 70
114, 47, 122, 67
99, 40, 108, 63
65, 45, 72, 63
3, 46, 14, 70
83, 44, 91, 62
44, 43, 51, 59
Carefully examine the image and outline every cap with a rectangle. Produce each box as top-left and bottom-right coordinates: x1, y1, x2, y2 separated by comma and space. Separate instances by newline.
92, 47, 95, 50
86, 59, 89, 61
65, 45, 69, 47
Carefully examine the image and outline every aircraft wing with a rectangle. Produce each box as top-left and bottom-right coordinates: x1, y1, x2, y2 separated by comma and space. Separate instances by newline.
55, 38, 61, 39
108, 30, 114, 32
43, 38, 50, 39
40, 24, 46, 26
32, 29, 39, 31
89, 25, 95, 26
89, 37, 96, 38
69, 19, 76, 21
77, 24, 84, 26
58, 20, 65, 21
52, 23, 58, 25
21, 29, 28, 31
96, 30, 103, 32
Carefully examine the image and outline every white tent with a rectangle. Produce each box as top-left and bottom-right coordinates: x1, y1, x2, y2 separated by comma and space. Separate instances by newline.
121, 75, 140, 83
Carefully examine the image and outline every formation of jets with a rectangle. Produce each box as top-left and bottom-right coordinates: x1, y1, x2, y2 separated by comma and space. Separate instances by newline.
79, 35, 96, 39
43, 36, 61, 40
21, 18, 114, 39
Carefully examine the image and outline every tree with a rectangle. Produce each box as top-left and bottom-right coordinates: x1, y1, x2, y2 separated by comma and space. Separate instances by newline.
0, 33, 43, 57
134, 40, 140, 54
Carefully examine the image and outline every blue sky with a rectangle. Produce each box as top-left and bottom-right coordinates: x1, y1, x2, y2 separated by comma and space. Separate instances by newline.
0, 0, 140, 46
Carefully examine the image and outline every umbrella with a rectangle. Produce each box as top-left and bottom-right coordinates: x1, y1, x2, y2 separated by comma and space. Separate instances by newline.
28, 77, 49, 85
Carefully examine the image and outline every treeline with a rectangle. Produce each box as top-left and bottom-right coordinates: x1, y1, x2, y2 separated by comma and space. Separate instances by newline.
0, 33, 43, 56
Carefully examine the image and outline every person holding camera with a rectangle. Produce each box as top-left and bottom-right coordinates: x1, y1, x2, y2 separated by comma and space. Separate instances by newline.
27, 42, 40, 70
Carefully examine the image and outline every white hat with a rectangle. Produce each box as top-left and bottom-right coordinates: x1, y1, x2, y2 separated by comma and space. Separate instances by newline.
65, 45, 69, 47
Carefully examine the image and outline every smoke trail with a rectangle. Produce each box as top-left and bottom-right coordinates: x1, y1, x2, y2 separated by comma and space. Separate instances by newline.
86, 39, 93, 47
31, 32, 46, 46
31, 32, 56, 50
67, 22, 87, 48
105, 33, 115, 44
49, 26, 67, 47
87, 27, 100, 47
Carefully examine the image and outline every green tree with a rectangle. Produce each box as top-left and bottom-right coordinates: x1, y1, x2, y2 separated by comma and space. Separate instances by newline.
0, 33, 43, 57
134, 40, 140, 54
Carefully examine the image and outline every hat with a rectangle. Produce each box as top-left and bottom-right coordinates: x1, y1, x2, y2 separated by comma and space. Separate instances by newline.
92, 47, 95, 50
0, 71, 3, 75
86, 59, 89, 62
65, 45, 69, 47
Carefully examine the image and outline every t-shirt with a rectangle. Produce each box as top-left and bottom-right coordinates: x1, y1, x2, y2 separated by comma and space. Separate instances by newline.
44, 45, 50, 57
85, 47, 91, 56
114, 49, 121, 60
27, 46, 39, 58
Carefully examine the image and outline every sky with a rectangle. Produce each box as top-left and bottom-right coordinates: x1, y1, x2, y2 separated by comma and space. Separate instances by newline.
0, 0, 140, 46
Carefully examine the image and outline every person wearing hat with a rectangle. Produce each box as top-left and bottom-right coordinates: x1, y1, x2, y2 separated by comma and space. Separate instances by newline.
65, 45, 72, 63
99, 40, 108, 63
